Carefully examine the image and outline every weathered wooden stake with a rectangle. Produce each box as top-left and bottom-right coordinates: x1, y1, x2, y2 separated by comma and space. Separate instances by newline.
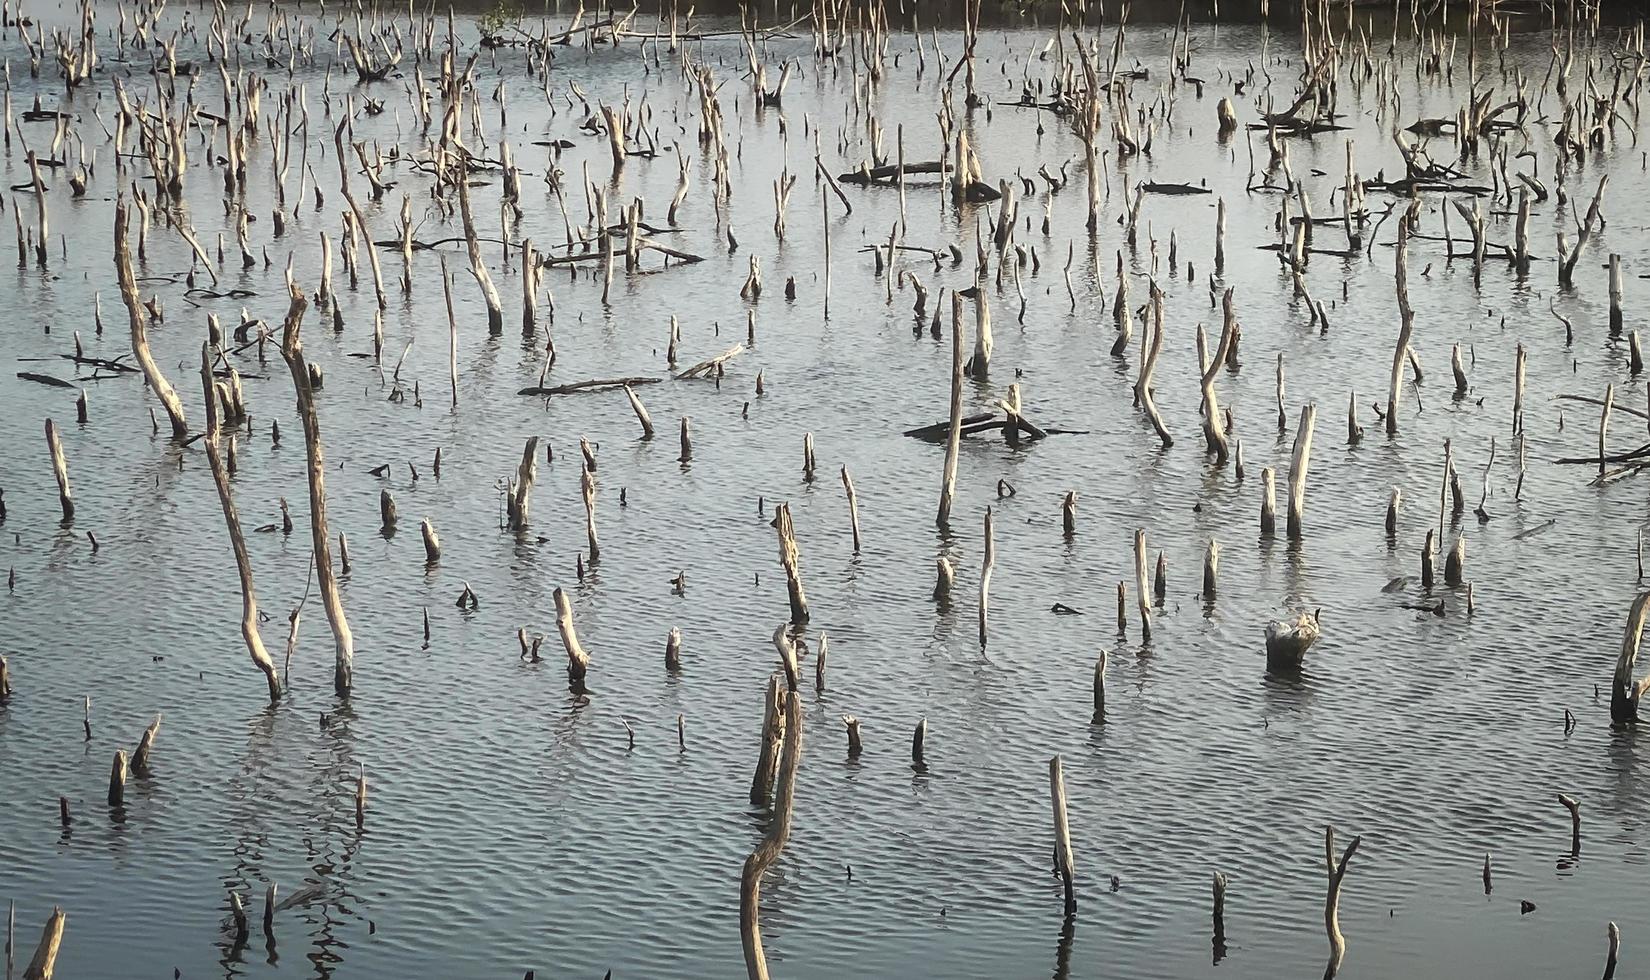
1134, 529, 1152, 640
1092, 651, 1107, 724
44, 419, 73, 522
354, 765, 367, 828
1286, 404, 1317, 540
1049, 755, 1077, 918
666, 627, 683, 673
1610, 253, 1625, 333
130, 714, 161, 777
978, 508, 995, 647
841, 467, 862, 554
107, 750, 126, 807
554, 587, 591, 693
935, 557, 955, 601
1610, 593, 1650, 726
1260, 467, 1277, 536
938, 291, 965, 526
420, 518, 441, 565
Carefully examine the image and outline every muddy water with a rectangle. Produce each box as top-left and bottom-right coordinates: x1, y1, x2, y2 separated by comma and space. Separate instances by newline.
1, 5, 1648, 979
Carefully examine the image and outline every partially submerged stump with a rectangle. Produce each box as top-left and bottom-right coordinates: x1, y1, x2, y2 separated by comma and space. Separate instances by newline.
1091, 651, 1107, 725
107, 750, 127, 807
1610, 593, 1650, 727
771, 503, 810, 624
20, 907, 64, 980
1265, 612, 1321, 672
554, 586, 591, 694
750, 673, 786, 805
130, 714, 161, 777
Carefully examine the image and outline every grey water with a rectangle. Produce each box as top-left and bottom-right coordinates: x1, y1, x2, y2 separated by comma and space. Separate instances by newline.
2, 4, 1649, 978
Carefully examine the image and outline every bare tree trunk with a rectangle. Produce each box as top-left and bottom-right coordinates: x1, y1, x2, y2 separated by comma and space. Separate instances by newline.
199, 343, 280, 702
740, 689, 804, 980
115, 200, 188, 439
276, 280, 356, 695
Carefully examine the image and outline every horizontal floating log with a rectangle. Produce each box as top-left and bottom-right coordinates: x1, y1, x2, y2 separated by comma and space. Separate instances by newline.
1141, 182, 1211, 195
518, 376, 661, 397
17, 372, 76, 388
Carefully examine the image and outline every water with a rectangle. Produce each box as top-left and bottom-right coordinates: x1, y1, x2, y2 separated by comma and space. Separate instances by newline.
1, 4, 1648, 978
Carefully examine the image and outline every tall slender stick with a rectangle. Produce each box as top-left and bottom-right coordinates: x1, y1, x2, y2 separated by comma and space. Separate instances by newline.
937, 290, 964, 526
1049, 755, 1076, 918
